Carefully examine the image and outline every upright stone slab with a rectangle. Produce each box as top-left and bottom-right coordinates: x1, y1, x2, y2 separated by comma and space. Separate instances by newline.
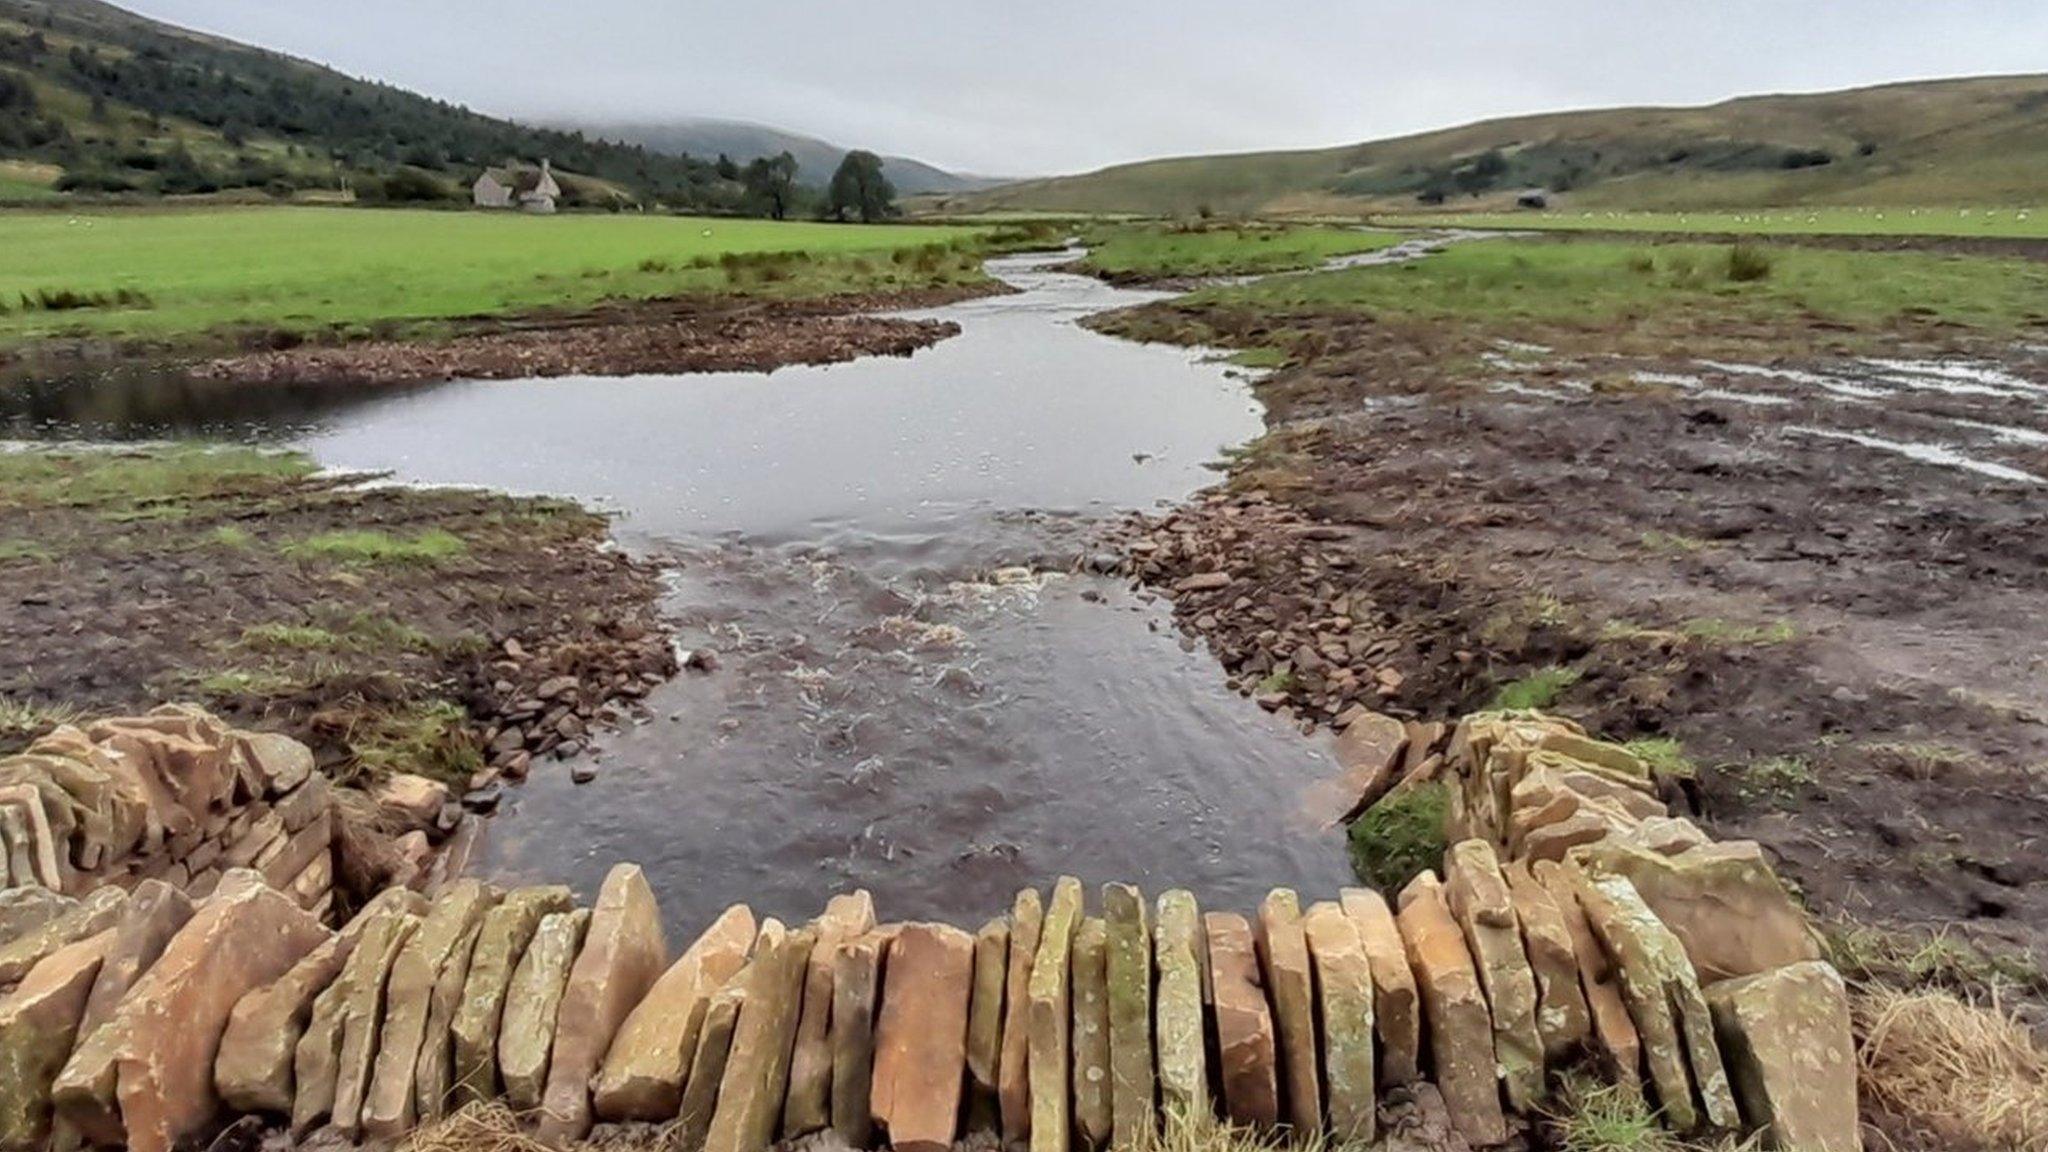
415, 909, 494, 1124
538, 863, 668, 1143
998, 887, 1042, 1144
1444, 839, 1547, 1112
1503, 861, 1593, 1061
785, 891, 875, 1136
451, 885, 575, 1105
499, 908, 591, 1111
290, 893, 424, 1135
76, 881, 192, 1040
872, 923, 974, 1152
1303, 902, 1376, 1142
1534, 860, 1641, 1090
0, 886, 126, 986
1706, 961, 1859, 1152
1394, 872, 1506, 1148
217, 925, 359, 1114
677, 960, 752, 1152
0, 929, 113, 1152
595, 902, 755, 1121
1029, 876, 1083, 1152
1255, 889, 1321, 1133
108, 872, 326, 1152
830, 932, 884, 1146
361, 879, 496, 1140
1203, 912, 1279, 1131
964, 917, 1008, 1133
703, 922, 815, 1152
1071, 917, 1112, 1150
1152, 889, 1208, 1121
1101, 883, 1153, 1149
1572, 868, 1738, 1132
1581, 839, 1821, 984
1339, 888, 1419, 1087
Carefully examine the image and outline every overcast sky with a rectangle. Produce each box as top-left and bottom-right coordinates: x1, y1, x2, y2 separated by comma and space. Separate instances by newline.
120, 1, 2048, 177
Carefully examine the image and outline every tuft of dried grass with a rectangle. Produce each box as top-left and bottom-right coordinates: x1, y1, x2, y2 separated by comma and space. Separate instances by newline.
400, 1102, 683, 1152
332, 783, 407, 900
1856, 985, 2048, 1151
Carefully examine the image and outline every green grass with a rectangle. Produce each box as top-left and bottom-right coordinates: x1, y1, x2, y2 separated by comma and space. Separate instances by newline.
346, 699, 483, 786
1735, 754, 1816, 805
1826, 921, 2047, 996
1347, 781, 1448, 893
0, 206, 991, 349
0, 538, 55, 562
1489, 665, 1583, 710
0, 446, 315, 510
1382, 205, 2048, 240
1183, 237, 2048, 336
240, 613, 440, 654
1625, 737, 1699, 781
1073, 222, 1407, 279
284, 528, 467, 567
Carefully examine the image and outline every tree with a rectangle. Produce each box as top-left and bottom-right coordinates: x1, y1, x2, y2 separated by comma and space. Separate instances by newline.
826, 150, 895, 223
742, 151, 798, 219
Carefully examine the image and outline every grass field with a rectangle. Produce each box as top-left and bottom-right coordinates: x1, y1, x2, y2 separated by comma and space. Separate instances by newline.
0, 207, 991, 349
1182, 237, 2048, 335
1074, 222, 1408, 278
1379, 206, 2048, 240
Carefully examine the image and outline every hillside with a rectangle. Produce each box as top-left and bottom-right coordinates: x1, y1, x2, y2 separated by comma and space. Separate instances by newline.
0, 0, 737, 207
952, 74, 2048, 217
571, 117, 1002, 195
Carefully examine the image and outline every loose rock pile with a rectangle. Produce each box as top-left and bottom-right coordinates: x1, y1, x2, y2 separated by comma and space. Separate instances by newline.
0, 704, 337, 914
0, 713, 1858, 1152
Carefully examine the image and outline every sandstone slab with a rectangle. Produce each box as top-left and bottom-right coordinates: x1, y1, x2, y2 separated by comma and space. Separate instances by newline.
290, 891, 424, 1135
1503, 861, 1592, 1062
1304, 901, 1376, 1141
499, 908, 590, 1111
1444, 839, 1546, 1111
1204, 911, 1279, 1130
676, 961, 750, 1152
872, 923, 974, 1152
538, 863, 667, 1143
1152, 889, 1207, 1121
830, 932, 883, 1146
413, 903, 492, 1123
595, 901, 754, 1121
1395, 872, 1506, 1147
1573, 868, 1739, 1132
77, 880, 193, 1041
216, 924, 359, 1115
998, 887, 1042, 1144
0, 888, 72, 948
0, 886, 126, 986
1339, 887, 1419, 1087
106, 871, 326, 1152
1533, 860, 1641, 1091
1331, 709, 1410, 823
703, 921, 814, 1152
964, 917, 1008, 1133
1706, 960, 1860, 1152
1101, 883, 1152, 1149
1071, 917, 1112, 1149
785, 891, 875, 1136
451, 885, 574, 1105
361, 878, 496, 1139
1255, 889, 1321, 1133
1029, 876, 1083, 1152
1580, 840, 1821, 985
0, 929, 113, 1152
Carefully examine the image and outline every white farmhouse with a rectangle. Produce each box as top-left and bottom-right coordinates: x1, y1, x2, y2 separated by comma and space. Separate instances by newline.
472, 159, 560, 213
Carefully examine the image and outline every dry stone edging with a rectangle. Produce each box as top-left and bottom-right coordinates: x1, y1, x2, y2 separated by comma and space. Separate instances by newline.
1, 709, 1860, 1152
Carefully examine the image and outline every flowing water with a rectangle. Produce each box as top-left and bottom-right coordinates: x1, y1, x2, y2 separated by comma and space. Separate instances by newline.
8, 251, 1359, 931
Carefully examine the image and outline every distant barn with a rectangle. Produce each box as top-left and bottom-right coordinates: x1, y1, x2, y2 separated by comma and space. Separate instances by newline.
473, 159, 560, 213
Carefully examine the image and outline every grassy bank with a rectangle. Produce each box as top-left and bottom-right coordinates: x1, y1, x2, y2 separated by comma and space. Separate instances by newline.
1071, 221, 1408, 280
1171, 236, 2048, 340
1379, 205, 2048, 240
0, 445, 670, 784
0, 206, 997, 351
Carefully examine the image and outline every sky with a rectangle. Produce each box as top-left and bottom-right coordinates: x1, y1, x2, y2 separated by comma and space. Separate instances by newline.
118, 1, 2048, 178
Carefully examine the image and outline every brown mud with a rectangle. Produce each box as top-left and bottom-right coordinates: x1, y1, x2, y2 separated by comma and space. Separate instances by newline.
1095, 296, 2048, 983
0, 455, 674, 788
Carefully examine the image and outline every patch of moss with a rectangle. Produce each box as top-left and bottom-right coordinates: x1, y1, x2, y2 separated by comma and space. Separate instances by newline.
1347, 781, 1448, 893
1488, 665, 1582, 711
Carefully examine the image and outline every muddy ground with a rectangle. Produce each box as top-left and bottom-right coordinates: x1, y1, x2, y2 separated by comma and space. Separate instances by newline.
0, 450, 674, 789
1094, 292, 2048, 988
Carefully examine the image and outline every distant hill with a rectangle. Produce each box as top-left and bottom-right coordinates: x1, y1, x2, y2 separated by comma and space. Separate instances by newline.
955, 75, 2048, 217
570, 117, 1003, 195
0, 0, 739, 207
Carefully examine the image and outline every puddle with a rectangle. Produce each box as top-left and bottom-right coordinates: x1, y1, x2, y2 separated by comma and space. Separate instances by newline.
1787, 426, 2044, 484
1696, 360, 1890, 401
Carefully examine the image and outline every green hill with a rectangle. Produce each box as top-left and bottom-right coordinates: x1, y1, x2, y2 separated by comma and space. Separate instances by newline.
952, 75, 2048, 217
0, 0, 737, 207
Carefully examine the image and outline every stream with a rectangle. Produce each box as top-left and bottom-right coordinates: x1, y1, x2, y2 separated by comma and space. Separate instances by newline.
10, 251, 1363, 930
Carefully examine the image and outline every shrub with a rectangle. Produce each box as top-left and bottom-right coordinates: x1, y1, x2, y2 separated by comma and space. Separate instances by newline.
1726, 244, 1773, 282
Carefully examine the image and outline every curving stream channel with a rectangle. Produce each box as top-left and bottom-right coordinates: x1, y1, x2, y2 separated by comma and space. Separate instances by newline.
13, 251, 1367, 930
